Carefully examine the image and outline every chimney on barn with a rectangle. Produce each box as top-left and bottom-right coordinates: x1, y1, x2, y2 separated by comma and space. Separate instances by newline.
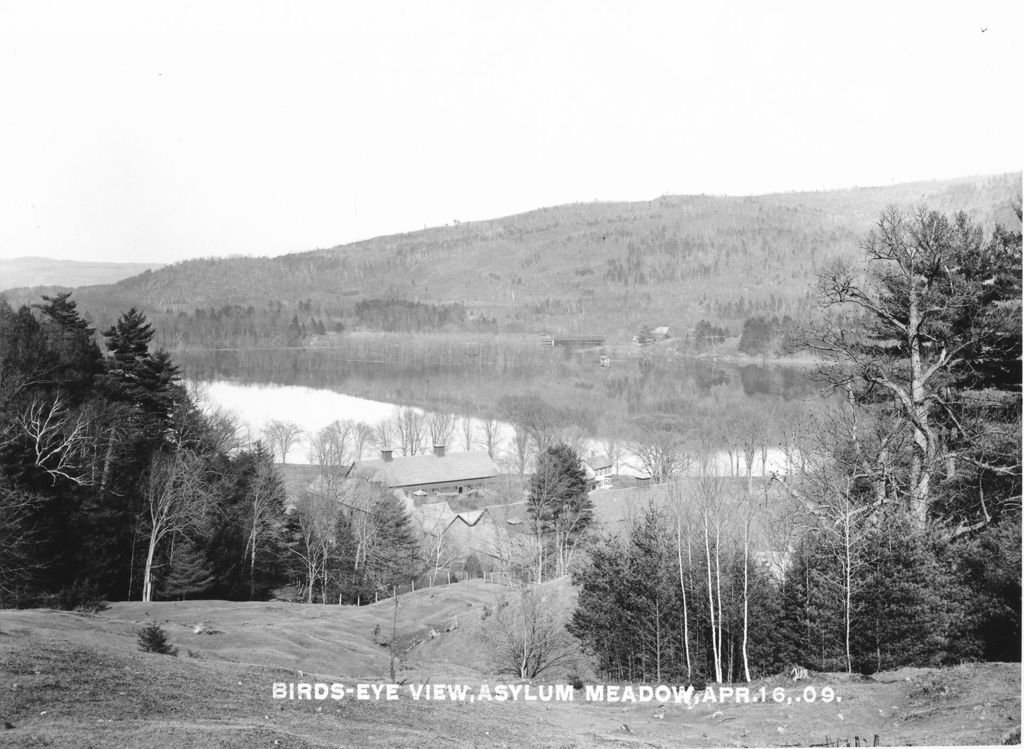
433, 444, 446, 458
380, 449, 393, 462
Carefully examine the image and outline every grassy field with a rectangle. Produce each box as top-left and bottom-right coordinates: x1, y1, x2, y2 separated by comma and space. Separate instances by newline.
1, 580, 1019, 747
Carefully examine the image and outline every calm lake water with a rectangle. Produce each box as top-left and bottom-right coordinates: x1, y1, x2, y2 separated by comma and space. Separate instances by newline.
196, 379, 791, 477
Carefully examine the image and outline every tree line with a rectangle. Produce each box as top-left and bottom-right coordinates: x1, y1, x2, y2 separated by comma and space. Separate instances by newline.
0, 295, 431, 606
0, 295, 294, 604
569, 203, 1021, 679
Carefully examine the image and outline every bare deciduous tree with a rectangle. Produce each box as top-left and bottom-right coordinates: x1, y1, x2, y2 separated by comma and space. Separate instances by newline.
601, 434, 625, 476
487, 586, 578, 679
17, 396, 90, 485
244, 452, 283, 599
142, 450, 209, 602
262, 419, 302, 464
459, 417, 475, 452
426, 412, 456, 449
696, 473, 734, 683
480, 416, 501, 460
668, 480, 693, 680
353, 421, 375, 460
188, 381, 244, 454
290, 490, 340, 603
500, 394, 560, 461
392, 407, 425, 456
631, 414, 691, 483
420, 516, 455, 586
772, 401, 876, 673
488, 527, 539, 585
0, 487, 44, 599
374, 420, 396, 451
307, 420, 355, 493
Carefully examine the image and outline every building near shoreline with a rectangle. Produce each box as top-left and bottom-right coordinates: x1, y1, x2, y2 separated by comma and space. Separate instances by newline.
354, 445, 499, 495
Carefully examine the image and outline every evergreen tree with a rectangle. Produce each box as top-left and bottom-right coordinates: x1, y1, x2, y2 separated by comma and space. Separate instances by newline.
852, 519, 954, 672
0, 294, 294, 604
527, 443, 592, 579
205, 448, 291, 600
163, 536, 215, 600
571, 504, 782, 683
945, 518, 1022, 662
569, 533, 632, 678
815, 207, 1021, 528
362, 492, 420, 593
33, 292, 103, 403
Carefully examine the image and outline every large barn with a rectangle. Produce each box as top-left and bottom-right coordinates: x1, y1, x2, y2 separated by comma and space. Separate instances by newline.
353, 446, 499, 495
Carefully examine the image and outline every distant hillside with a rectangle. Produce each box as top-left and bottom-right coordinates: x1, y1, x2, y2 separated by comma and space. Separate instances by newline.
0, 257, 164, 292
2, 173, 1019, 346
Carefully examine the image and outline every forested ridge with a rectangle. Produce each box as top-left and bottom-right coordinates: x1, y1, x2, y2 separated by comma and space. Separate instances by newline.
2, 174, 1017, 348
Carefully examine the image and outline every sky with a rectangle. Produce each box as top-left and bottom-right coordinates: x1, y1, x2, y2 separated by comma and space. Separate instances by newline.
0, 1, 1020, 264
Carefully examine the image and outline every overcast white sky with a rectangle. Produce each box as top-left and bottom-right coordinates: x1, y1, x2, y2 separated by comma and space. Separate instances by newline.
0, 1, 1020, 264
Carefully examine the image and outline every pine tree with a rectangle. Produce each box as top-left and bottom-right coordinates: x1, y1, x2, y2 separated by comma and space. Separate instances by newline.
163, 537, 215, 600
527, 443, 592, 579
363, 492, 420, 593
852, 518, 953, 672
34, 292, 102, 403
568, 533, 632, 679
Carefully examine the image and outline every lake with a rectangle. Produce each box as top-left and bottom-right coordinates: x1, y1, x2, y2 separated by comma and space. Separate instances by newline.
195, 379, 794, 478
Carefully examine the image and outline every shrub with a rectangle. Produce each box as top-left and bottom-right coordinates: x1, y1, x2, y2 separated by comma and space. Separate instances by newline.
486, 588, 578, 679
138, 623, 178, 656
56, 581, 109, 612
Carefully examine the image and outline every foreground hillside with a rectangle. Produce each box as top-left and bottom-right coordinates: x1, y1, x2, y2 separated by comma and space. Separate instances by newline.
1, 580, 1019, 747
3, 174, 1018, 343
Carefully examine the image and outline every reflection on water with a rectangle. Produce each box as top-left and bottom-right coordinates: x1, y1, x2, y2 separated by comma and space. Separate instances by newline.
197, 379, 793, 476
179, 347, 818, 421
199, 381, 399, 435
196, 380, 491, 464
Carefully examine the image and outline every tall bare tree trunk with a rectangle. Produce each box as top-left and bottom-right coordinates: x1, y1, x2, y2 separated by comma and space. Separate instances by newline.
99, 430, 116, 502
536, 526, 544, 584
702, 511, 722, 683
908, 297, 932, 525
249, 525, 258, 599
741, 509, 751, 683
390, 588, 399, 682
128, 519, 139, 600
843, 510, 853, 674
676, 517, 692, 680
142, 535, 157, 603
714, 520, 724, 680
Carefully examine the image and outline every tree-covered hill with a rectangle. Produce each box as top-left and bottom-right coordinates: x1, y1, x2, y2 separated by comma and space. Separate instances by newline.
3, 173, 1018, 347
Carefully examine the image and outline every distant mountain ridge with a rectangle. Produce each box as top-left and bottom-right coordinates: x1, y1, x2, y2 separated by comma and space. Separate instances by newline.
0, 257, 164, 292
2, 173, 1019, 344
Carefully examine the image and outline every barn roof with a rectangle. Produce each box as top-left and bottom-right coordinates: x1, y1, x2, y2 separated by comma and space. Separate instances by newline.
277, 464, 323, 500
354, 450, 499, 488
486, 502, 534, 534
583, 453, 613, 471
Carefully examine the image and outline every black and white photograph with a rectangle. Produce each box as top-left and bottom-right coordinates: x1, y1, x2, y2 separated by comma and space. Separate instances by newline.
0, 1, 1020, 747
